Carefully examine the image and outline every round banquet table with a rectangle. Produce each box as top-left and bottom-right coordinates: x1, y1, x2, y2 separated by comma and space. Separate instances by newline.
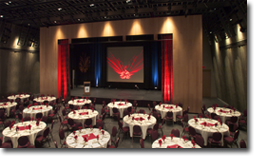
68, 109, 99, 127
33, 96, 56, 103
23, 105, 53, 119
0, 101, 17, 117
2, 121, 46, 148
207, 107, 241, 123
152, 137, 201, 148
123, 113, 156, 139
7, 94, 30, 102
107, 101, 132, 118
66, 128, 111, 148
188, 118, 230, 146
155, 104, 183, 122
68, 99, 92, 109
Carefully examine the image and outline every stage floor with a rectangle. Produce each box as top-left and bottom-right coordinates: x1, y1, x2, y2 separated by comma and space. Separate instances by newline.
71, 87, 162, 101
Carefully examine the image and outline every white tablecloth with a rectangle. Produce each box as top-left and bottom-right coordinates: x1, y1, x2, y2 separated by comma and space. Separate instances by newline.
107, 101, 132, 118
188, 118, 229, 146
152, 137, 201, 148
0, 101, 17, 117
2, 121, 46, 148
33, 96, 56, 103
23, 105, 53, 119
155, 104, 183, 121
68, 99, 92, 108
207, 107, 241, 123
123, 113, 156, 139
66, 128, 110, 148
7, 94, 30, 102
68, 109, 98, 127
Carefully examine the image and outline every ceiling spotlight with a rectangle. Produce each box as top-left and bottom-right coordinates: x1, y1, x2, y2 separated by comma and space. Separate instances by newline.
78, 19, 80, 21
210, 31, 212, 34
28, 23, 30, 26
5, 2, 9, 5
54, 21, 57, 23
90, 4, 95, 7
0, 15, 3, 18
229, 19, 232, 21
58, 8, 62, 11
104, 16, 107, 19
126, 0, 131, 3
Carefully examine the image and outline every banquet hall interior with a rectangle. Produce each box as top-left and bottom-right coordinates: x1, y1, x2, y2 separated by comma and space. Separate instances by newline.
0, 0, 247, 148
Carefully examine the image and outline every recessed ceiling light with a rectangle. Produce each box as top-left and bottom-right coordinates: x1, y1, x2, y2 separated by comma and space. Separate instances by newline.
5, 2, 9, 5
90, 4, 95, 7
0, 15, 3, 18
54, 21, 56, 23
58, 8, 62, 11
126, 0, 131, 3
104, 16, 107, 19
78, 19, 80, 21
28, 23, 30, 26
229, 19, 232, 21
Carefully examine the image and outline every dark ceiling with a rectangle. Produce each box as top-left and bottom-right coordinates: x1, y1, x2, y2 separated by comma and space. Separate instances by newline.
0, 0, 247, 44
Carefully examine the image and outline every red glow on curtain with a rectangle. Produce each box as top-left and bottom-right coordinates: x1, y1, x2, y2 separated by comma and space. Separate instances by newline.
58, 39, 70, 99
161, 35, 173, 102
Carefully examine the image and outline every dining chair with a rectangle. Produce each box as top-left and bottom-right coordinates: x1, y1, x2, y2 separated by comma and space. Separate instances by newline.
189, 126, 201, 140
59, 129, 67, 148
123, 109, 130, 117
18, 136, 31, 148
171, 128, 180, 137
36, 112, 43, 120
208, 132, 223, 147
166, 111, 174, 124
158, 118, 165, 135
224, 129, 240, 148
108, 137, 120, 148
23, 116, 31, 121
84, 118, 93, 128
132, 125, 142, 144
118, 120, 129, 141
111, 126, 118, 145
151, 130, 159, 143
138, 109, 146, 114
35, 127, 51, 147
239, 139, 247, 148
140, 138, 145, 148
112, 107, 120, 118
194, 135, 204, 148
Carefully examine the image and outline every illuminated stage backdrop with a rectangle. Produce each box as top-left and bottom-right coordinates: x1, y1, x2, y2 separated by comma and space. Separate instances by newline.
107, 46, 144, 83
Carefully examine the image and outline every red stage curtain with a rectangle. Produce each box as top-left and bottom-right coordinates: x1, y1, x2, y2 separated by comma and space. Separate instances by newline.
161, 35, 173, 103
58, 39, 70, 99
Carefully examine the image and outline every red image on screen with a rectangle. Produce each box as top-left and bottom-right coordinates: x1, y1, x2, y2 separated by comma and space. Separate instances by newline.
107, 51, 143, 80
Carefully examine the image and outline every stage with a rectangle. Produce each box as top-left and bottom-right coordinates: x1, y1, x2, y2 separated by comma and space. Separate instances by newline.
70, 87, 226, 109
71, 87, 162, 102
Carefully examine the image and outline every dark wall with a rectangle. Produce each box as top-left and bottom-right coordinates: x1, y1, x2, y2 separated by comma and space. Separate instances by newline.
0, 22, 39, 97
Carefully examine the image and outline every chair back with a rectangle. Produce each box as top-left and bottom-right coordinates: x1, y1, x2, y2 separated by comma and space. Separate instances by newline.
112, 107, 119, 113
41, 116, 48, 122
233, 130, 240, 141
166, 111, 173, 117
18, 136, 30, 148
123, 109, 130, 116
171, 128, 180, 137
230, 116, 238, 123
36, 113, 43, 120
68, 118, 74, 126
138, 109, 145, 114
133, 125, 142, 135
212, 132, 222, 142
96, 121, 104, 129
188, 126, 196, 136
151, 130, 159, 142
140, 138, 144, 148
115, 137, 120, 148
4, 120, 12, 128
84, 118, 92, 126
59, 129, 65, 140
211, 113, 217, 119
183, 114, 189, 122
112, 126, 118, 137
240, 139, 246, 148
43, 127, 50, 138
153, 123, 159, 131
24, 116, 31, 121
195, 135, 204, 147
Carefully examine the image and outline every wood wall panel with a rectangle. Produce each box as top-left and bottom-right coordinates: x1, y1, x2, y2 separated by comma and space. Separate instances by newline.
40, 15, 202, 113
